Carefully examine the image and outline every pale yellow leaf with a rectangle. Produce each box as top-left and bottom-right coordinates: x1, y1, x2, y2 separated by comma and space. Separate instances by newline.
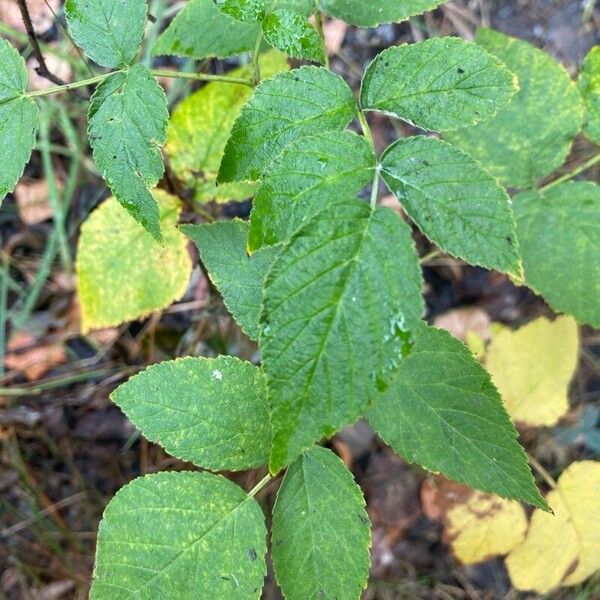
445, 492, 527, 564
76, 190, 192, 333
166, 50, 288, 204
484, 315, 579, 426
506, 461, 600, 593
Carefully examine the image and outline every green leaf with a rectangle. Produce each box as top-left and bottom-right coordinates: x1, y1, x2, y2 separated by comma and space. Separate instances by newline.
578, 45, 600, 146
214, 0, 266, 22
368, 324, 547, 509
153, 0, 261, 59
272, 446, 371, 600
262, 197, 424, 472
262, 9, 325, 63
514, 181, 600, 328
380, 136, 520, 274
91, 471, 267, 599
88, 64, 168, 240
446, 28, 583, 189
218, 66, 357, 182
165, 52, 289, 204
111, 356, 271, 470
319, 0, 447, 26
360, 37, 518, 132
76, 191, 192, 333
0, 39, 39, 205
65, 0, 146, 68
248, 131, 376, 251
181, 220, 278, 340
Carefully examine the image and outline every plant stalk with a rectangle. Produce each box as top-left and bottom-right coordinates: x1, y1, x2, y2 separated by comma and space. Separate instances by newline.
540, 151, 600, 191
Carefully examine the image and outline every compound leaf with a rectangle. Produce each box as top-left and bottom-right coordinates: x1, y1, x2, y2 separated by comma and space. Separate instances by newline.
514, 182, 600, 327
65, 0, 147, 67
368, 324, 546, 509
91, 471, 267, 599
360, 37, 517, 131
165, 52, 288, 203
262, 9, 325, 63
262, 197, 424, 472
111, 356, 270, 471
484, 316, 579, 427
77, 191, 192, 333
272, 446, 371, 600
506, 461, 600, 593
0, 39, 39, 205
319, 0, 446, 26
182, 220, 278, 340
579, 46, 600, 145
446, 28, 583, 188
218, 66, 357, 182
248, 131, 376, 250
88, 64, 168, 240
380, 136, 520, 274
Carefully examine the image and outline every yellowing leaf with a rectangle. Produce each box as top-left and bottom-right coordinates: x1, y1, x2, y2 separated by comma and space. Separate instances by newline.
76, 190, 192, 333
484, 316, 579, 426
506, 461, 600, 593
166, 51, 288, 204
445, 492, 527, 565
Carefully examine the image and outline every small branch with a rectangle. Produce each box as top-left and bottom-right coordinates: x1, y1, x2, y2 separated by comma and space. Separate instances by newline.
16, 0, 67, 87
540, 151, 600, 191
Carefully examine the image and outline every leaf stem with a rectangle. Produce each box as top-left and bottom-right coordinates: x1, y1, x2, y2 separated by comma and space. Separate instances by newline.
150, 69, 254, 87
315, 12, 330, 69
248, 473, 272, 497
370, 164, 381, 208
252, 31, 264, 86
24, 69, 254, 99
528, 454, 557, 489
24, 72, 115, 98
540, 151, 600, 191
358, 110, 375, 150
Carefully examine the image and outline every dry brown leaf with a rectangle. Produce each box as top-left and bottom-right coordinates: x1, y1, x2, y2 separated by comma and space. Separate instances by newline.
15, 179, 61, 225
4, 331, 66, 381
433, 306, 491, 343
323, 18, 347, 55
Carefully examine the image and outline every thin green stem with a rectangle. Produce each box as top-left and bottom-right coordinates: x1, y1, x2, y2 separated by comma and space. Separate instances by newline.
24, 72, 114, 98
358, 110, 375, 151
252, 31, 264, 86
24, 68, 253, 100
150, 69, 253, 87
541, 151, 600, 191
248, 473, 273, 497
315, 12, 330, 69
370, 165, 381, 208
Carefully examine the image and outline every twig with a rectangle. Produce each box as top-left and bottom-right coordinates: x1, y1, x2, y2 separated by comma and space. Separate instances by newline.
16, 0, 67, 87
